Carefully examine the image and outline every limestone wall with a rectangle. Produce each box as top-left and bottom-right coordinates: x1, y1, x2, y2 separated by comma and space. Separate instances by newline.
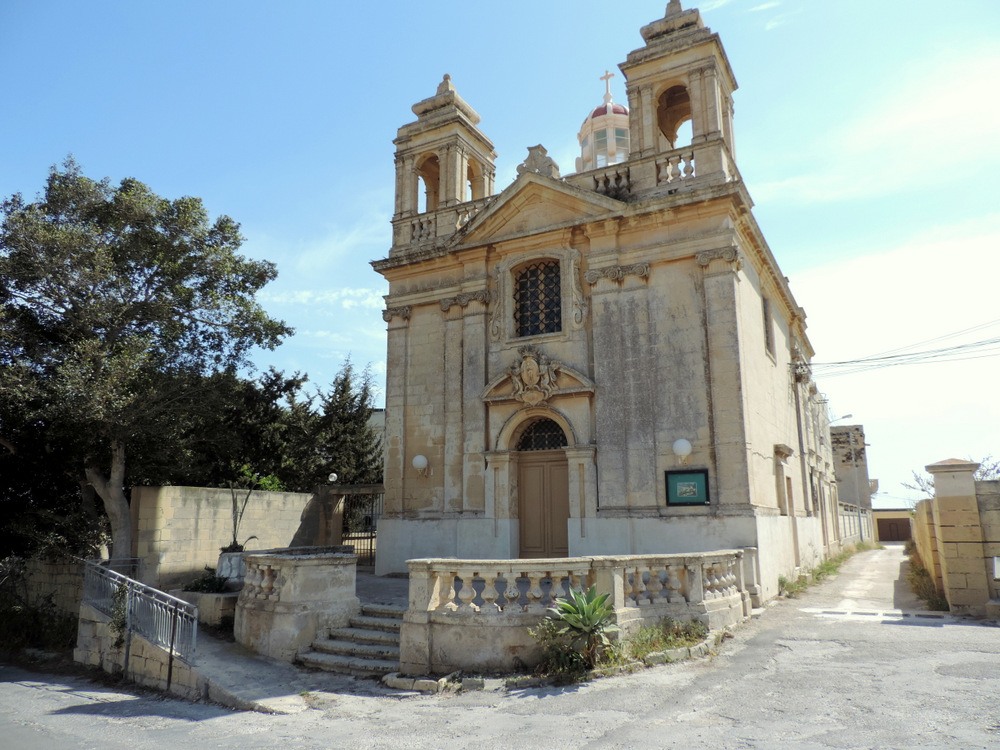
24, 557, 84, 616
976, 480, 1000, 605
913, 462, 998, 618
74, 602, 202, 701
130, 486, 321, 588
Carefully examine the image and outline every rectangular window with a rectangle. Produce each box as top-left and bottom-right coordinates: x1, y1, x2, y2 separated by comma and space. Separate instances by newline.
762, 297, 775, 356
615, 127, 629, 152
514, 260, 562, 337
595, 129, 608, 151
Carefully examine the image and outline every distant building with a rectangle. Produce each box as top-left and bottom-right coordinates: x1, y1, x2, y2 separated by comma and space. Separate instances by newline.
372, 1, 849, 601
831, 425, 873, 510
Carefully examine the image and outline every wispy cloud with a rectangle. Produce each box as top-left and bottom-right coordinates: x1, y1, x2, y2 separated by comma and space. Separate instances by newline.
749, 2, 780, 11
754, 46, 1000, 204
261, 287, 387, 310
700, 0, 737, 11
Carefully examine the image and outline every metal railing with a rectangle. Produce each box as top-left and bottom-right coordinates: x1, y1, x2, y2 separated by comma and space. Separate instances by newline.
82, 559, 198, 679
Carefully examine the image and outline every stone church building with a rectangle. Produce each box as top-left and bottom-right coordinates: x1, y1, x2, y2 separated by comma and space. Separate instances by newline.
372, 1, 842, 599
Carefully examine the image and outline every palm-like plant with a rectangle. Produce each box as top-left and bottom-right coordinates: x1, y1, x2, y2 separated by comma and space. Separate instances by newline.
547, 585, 619, 668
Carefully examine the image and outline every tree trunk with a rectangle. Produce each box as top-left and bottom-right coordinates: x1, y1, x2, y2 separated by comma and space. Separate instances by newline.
85, 440, 133, 562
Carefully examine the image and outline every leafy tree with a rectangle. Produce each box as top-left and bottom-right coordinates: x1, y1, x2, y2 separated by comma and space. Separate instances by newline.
278, 361, 382, 491
0, 159, 290, 559
902, 455, 1000, 498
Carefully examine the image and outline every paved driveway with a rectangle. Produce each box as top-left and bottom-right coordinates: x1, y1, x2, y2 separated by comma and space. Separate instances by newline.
2, 544, 998, 749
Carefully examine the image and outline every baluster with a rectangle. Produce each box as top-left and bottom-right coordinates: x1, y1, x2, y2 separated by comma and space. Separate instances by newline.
634, 566, 649, 606
444, 570, 459, 611
622, 567, 637, 607
646, 565, 664, 603
504, 574, 523, 613
457, 573, 477, 611
260, 566, 275, 599
669, 156, 682, 182
481, 571, 500, 614
683, 153, 695, 178
526, 572, 546, 613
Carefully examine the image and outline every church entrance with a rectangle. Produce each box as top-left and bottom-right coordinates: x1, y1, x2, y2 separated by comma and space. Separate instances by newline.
515, 419, 569, 558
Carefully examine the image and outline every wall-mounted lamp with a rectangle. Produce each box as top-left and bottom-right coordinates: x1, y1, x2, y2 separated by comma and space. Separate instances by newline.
672, 438, 693, 466
327, 472, 339, 484
412, 454, 430, 477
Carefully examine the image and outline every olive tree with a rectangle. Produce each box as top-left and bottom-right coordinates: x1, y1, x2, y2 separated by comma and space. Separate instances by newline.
0, 159, 290, 559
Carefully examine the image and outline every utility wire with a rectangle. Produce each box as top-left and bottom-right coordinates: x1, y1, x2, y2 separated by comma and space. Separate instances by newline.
806, 318, 1000, 378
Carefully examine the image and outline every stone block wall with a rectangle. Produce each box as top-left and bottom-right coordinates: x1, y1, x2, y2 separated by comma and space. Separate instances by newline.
75, 602, 202, 701
24, 557, 85, 616
913, 461, 998, 618
130, 486, 321, 588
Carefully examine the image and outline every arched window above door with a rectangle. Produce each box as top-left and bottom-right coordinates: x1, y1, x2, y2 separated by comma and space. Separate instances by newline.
516, 419, 568, 451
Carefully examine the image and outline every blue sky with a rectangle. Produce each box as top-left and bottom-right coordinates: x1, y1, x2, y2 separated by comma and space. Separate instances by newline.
3, 1, 999, 506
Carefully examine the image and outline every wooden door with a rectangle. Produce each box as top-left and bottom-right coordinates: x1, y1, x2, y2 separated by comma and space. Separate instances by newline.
518, 451, 569, 558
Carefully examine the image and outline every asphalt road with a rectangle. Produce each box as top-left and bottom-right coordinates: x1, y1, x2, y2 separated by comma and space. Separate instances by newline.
3, 544, 998, 749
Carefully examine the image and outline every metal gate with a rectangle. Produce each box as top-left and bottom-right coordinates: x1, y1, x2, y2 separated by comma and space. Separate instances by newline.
340, 485, 384, 567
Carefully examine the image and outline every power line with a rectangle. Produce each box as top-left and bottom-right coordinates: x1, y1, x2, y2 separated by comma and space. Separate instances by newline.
808, 318, 1000, 378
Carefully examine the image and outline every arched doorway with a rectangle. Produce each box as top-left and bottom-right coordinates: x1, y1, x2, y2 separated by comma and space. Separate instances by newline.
516, 418, 569, 558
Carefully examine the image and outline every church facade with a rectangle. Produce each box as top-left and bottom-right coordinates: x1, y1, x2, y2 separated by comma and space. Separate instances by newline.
372, 2, 842, 600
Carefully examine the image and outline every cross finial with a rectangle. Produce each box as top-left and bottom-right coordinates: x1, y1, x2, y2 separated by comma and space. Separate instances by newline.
600, 70, 614, 105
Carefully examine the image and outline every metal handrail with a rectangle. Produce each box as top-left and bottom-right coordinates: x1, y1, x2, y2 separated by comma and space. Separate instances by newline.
82, 559, 198, 682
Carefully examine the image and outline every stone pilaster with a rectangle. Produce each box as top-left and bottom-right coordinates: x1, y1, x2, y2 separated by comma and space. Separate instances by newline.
698, 248, 747, 508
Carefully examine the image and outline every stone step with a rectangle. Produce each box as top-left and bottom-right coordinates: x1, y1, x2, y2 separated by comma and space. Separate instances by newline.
361, 603, 406, 619
297, 650, 398, 678
326, 625, 400, 646
312, 638, 400, 660
350, 614, 402, 632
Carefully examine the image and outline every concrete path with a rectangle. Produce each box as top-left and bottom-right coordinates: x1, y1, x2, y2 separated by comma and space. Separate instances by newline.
189, 569, 409, 713
3, 544, 999, 749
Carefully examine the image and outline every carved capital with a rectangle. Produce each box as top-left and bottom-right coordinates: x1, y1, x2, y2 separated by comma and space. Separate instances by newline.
382, 306, 412, 322
584, 263, 650, 285
439, 290, 492, 312
696, 247, 742, 271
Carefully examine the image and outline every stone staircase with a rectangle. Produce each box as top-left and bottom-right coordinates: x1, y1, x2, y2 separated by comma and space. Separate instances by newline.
297, 603, 404, 678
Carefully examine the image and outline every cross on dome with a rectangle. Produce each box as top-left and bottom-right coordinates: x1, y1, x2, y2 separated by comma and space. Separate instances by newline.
600, 70, 614, 105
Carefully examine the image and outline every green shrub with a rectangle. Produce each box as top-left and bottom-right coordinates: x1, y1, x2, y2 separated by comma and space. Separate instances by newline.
530, 585, 619, 680
906, 559, 950, 611
183, 566, 229, 593
626, 618, 708, 661
0, 556, 78, 652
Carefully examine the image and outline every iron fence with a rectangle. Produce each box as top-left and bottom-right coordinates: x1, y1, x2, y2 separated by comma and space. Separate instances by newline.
340, 485, 384, 567
82, 559, 197, 671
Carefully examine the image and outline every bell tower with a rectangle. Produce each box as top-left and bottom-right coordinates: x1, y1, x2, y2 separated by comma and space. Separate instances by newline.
392, 75, 496, 232
620, 1, 738, 174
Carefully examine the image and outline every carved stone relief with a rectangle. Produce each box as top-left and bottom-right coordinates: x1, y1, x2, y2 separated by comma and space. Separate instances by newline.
509, 345, 559, 406
516, 145, 561, 179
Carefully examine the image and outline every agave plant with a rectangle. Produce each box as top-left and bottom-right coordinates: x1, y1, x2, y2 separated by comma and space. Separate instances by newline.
547, 585, 619, 668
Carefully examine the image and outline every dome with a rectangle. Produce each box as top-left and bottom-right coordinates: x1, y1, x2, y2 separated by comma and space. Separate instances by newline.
588, 102, 629, 121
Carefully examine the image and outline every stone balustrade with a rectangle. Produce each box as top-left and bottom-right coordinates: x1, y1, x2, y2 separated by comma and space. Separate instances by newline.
655, 149, 696, 184
235, 546, 359, 662
400, 550, 751, 675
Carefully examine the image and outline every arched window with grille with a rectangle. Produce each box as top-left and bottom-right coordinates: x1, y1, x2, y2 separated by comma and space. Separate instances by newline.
513, 260, 561, 338
516, 419, 568, 451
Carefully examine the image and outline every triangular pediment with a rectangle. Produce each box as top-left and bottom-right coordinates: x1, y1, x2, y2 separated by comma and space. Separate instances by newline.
482, 345, 595, 406
454, 172, 623, 247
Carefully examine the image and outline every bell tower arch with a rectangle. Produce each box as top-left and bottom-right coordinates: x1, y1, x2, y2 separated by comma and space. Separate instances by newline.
392, 74, 496, 239
620, 1, 738, 164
